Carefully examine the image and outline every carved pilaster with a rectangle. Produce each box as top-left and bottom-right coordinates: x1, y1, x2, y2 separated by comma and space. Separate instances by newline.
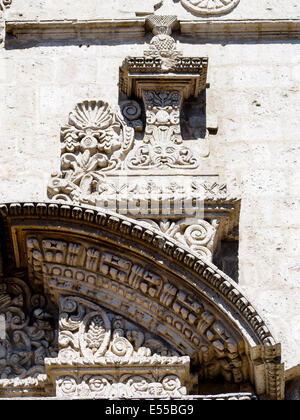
250, 344, 285, 400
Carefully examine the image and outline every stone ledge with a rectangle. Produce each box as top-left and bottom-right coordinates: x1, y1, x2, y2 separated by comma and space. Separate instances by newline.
180, 19, 300, 40
4, 18, 300, 47
5, 18, 146, 44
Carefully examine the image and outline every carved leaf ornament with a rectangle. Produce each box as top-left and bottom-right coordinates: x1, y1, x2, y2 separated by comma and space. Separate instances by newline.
181, 0, 240, 15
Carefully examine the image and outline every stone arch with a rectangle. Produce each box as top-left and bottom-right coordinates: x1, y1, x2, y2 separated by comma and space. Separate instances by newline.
0, 202, 284, 399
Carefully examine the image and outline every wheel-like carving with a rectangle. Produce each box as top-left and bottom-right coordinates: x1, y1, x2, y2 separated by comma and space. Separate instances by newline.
181, 0, 240, 15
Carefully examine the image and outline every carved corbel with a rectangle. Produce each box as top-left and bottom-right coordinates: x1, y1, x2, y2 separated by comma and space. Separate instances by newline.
119, 15, 209, 171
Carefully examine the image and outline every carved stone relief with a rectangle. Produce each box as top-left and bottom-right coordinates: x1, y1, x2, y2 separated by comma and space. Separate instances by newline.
181, 0, 240, 15
0, 277, 57, 395
25, 234, 251, 388
140, 218, 218, 260
0, 0, 11, 12
127, 90, 199, 170
45, 295, 191, 398
48, 100, 135, 204
120, 100, 143, 132
0, 202, 285, 399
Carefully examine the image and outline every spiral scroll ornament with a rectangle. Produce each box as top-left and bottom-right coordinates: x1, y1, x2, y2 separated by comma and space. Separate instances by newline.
183, 221, 215, 260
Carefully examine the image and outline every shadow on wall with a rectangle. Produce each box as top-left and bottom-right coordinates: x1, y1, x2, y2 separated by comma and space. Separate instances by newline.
285, 377, 300, 400
213, 240, 239, 283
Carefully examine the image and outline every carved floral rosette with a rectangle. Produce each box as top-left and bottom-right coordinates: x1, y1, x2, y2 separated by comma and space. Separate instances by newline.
54, 373, 188, 399
181, 0, 240, 15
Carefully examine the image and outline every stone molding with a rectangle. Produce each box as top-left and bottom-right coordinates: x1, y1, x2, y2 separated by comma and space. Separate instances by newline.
5, 19, 300, 47
5, 19, 146, 45
179, 19, 300, 39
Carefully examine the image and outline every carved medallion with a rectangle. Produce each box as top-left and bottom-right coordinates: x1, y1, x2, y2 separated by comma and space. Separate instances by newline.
181, 0, 240, 15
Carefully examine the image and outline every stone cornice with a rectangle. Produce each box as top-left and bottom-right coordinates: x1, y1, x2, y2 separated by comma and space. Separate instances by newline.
179, 19, 300, 40
5, 18, 146, 44
5, 18, 300, 46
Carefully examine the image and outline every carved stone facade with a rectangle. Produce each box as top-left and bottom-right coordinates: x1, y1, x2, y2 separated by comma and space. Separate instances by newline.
0, 0, 299, 401
0, 202, 285, 399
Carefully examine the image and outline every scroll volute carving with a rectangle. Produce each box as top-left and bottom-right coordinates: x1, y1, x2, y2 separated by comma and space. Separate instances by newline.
0, 277, 57, 383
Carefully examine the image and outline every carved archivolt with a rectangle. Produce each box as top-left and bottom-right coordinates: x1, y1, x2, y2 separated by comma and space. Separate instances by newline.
0, 202, 285, 399
181, 0, 240, 15
27, 235, 249, 386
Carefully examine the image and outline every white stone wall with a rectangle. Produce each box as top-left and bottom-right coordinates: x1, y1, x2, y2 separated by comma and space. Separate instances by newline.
5, 0, 300, 20
0, 0, 300, 373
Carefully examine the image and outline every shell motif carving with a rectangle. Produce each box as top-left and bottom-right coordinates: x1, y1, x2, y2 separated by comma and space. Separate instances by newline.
181, 0, 240, 15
